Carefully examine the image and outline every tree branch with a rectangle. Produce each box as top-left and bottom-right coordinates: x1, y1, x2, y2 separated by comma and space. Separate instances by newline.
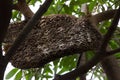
12, 0, 34, 19
0, 0, 13, 79
0, 1, 12, 43
90, 9, 118, 25
99, 7, 120, 52
76, 53, 86, 80
101, 56, 120, 80
107, 48, 120, 55
91, 7, 120, 80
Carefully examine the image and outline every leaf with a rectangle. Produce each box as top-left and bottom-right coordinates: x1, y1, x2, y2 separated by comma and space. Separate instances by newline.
42, 74, 52, 79
14, 70, 22, 80
25, 73, 33, 80
98, 0, 105, 4
12, 11, 19, 21
89, 1, 97, 11
58, 68, 66, 74
86, 51, 95, 60
64, 5, 71, 14
109, 40, 119, 49
53, 59, 60, 66
46, 66, 53, 74
29, 0, 36, 5
45, 75, 52, 78
115, 53, 120, 59
5, 68, 18, 79
43, 64, 53, 74
59, 55, 77, 71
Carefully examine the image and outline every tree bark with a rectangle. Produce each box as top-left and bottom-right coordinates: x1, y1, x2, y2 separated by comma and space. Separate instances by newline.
101, 56, 120, 80
0, 0, 12, 79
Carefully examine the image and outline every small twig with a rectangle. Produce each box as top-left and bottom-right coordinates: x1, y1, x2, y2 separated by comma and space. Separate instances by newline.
76, 53, 86, 80
76, 53, 83, 68
75, 52, 86, 80
107, 48, 120, 55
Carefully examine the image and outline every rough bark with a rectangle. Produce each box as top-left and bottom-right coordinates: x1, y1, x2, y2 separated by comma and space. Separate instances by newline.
0, 0, 12, 79
101, 56, 120, 80
12, 0, 34, 19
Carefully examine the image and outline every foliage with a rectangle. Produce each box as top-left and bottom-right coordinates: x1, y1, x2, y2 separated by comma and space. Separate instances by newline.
6, 0, 120, 80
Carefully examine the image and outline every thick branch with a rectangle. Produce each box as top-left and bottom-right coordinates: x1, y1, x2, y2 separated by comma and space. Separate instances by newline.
0, 1, 12, 43
0, 0, 12, 79
100, 7, 120, 52
90, 9, 118, 25
101, 56, 120, 80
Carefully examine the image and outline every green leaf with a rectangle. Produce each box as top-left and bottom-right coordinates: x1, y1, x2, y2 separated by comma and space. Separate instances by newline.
14, 70, 22, 80
6, 68, 18, 79
29, 0, 36, 5
59, 55, 77, 72
43, 64, 53, 74
98, 0, 105, 4
53, 59, 60, 66
58, 68, 66, 74
25, 73, 33, 80
109, 40, 119, 49
45, 75, 52, 78
89, 1, 96, 11
64, 5, 70, 14
86, 51, 95, 60
12, 11, 18, 18
115, 52, 120, 59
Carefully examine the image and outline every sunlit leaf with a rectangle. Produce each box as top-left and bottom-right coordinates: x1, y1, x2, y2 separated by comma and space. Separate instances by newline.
6, 68, 18, 79
14, 70, 22, 80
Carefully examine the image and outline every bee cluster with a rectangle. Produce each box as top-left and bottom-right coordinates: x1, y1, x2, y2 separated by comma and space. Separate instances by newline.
4, 14, 102, 69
